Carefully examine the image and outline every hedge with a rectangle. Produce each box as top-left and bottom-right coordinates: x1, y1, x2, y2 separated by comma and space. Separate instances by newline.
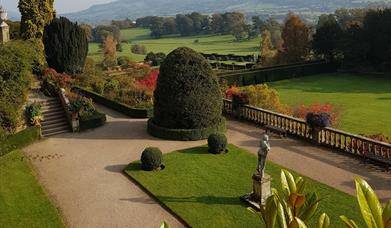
201, 53, 255, 62
217, 60, 326, 77
147, 118, 226, 141
219, 61, 339, 86
0, 127, 41, 157
72, 87, 153, 118
79, 111, 107, 131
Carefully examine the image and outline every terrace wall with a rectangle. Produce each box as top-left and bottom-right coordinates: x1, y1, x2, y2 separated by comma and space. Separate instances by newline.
223, 99, 391, 168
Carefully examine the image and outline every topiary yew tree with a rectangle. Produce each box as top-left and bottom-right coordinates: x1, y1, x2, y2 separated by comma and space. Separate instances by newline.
153, 47, 223, 129
43, 17, 88, 74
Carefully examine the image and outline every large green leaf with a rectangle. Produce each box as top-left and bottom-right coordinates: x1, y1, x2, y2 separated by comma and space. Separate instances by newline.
317, 213, 330, 228
383, 200, 391, 225
355, 177, 383, 228
253, 194, 279, 228
276, 200, 289, 228
296, 177, 306, 194
289, 217, 308, 228
160, 221, 169, 228
281, 170, 297, 196
340, 216, 359, 228
264, 195, 279, 228
299, 193, 320, 222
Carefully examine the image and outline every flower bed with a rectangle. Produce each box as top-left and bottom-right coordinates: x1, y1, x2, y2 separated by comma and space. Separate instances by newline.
73, 87, 153, 118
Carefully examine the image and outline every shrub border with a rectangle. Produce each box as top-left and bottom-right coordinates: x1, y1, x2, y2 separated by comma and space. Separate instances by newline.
72, 86, 153, 118
147, 118, 226, 141
79, 111, 107, 131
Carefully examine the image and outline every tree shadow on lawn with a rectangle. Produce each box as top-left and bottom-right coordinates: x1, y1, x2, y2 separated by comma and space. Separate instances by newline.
154, 195, 245, 206
176, 146, 210, 155
124, 162, 142, 172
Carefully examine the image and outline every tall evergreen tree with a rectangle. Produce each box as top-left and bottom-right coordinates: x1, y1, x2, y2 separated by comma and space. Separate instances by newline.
43, 17, 88, 74
18, 0, 55, 72
312, 14, 343, 61
18, 0, 55, 40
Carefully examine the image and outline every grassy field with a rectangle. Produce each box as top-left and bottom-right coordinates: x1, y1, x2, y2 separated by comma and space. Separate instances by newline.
88, 28, 261, 62
0, 150, 64, 228
125, 144, 363, 228
269, 73, 391, 137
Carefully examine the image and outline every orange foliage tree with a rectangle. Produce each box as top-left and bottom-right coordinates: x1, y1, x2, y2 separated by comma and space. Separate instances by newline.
103, 35, 117, 68
281, 13, 310, 63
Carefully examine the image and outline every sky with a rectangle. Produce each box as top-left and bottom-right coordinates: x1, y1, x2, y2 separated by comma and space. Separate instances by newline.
1, 0, 114, 13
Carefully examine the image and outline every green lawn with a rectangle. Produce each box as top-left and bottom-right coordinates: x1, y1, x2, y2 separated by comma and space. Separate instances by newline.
0, 150, 64, 228
125, 144, 363, 228
0, 127, 41, 157
269, 73, 391, 137
88, 28, 261, 62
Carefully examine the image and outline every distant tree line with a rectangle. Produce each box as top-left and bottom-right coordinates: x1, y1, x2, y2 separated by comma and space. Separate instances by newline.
313, 8, 391, 71
136, 12, 263, 41
257, 8, 390, 72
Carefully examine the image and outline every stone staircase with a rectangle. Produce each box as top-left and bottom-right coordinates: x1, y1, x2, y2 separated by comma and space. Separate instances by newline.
41, 98, 70, 137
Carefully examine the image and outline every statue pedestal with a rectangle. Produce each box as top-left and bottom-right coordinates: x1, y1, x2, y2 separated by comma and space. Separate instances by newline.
240, 173, 271, 210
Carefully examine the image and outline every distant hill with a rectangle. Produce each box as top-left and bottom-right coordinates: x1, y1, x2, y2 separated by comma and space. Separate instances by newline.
7, 11, 20, 21
63, 0, 391, 23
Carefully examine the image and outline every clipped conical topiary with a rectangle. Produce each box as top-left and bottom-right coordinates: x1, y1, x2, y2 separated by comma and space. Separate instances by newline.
43, 17, 88, 74
149, 47, 225, 140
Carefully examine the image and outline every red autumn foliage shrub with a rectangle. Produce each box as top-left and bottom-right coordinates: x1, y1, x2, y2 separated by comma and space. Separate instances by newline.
136, 69, 159, 92
293, 103, 339, 127
225, 86, 241, 99
44, 68, 73, 88
365, 134, 391, 144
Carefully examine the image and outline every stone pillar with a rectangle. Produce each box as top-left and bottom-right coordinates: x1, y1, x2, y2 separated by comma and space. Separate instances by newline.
0, 5, 10, 43
252, 173, 271, 205
240, 173, 272, 209
0, 21, 10, 43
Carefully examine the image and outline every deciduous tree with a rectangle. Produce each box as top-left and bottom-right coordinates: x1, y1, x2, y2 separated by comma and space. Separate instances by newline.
102, 35, 117, 68
281, 13, 310, 63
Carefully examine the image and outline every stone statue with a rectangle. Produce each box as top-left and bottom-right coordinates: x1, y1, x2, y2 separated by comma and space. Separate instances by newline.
257, 134, 270, 178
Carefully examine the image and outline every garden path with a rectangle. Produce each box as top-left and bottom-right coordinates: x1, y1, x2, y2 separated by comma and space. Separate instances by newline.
24, 104, 391, 228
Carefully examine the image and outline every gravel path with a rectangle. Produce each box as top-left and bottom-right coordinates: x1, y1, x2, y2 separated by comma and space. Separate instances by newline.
24, 104, 391, 228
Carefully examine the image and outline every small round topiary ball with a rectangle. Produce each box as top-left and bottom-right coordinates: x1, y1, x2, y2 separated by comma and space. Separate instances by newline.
141, 147, 163, 171
208, 133, 228, 154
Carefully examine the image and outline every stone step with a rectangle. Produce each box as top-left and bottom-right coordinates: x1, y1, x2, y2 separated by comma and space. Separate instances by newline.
42, 117, 67, 125
42, 129, 71, 137
42, 125, 70, 136
43, 109, 65, 117
42, 121, 69, 130
42, 106, 64, 113
43, 114, 67, 122
42, 98, 60, 104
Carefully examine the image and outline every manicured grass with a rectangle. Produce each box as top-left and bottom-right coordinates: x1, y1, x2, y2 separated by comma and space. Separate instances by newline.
0, 127, 41, 157
269, 73, 391, 137
88, 28, 261, 62
0, 150, 64, 228
125, 144, 364, 228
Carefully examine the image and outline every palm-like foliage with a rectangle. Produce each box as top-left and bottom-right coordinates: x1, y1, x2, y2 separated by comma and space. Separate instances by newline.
250, 169, 330, 228
340, 177, 391, 228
